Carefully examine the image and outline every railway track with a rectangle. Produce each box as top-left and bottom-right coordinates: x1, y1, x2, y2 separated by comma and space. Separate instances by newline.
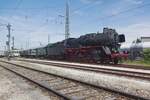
0, 60, 138, 100
114, 64, 150, 70
16, 58, 150, 80
18, 58, 150, 70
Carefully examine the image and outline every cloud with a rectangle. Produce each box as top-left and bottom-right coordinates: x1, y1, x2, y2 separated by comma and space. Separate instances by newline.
119, 23, 150, 36
118, 22, 150, 48
80, 0, 102, 4
0, 15, 65, 50
124, 0, 143, 5
73, 10, 84, 16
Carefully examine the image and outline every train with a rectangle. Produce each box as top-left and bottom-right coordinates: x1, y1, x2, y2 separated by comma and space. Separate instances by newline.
20, 28, 128, 64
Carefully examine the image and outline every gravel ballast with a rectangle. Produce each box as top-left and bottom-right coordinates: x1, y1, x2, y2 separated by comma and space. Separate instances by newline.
8, 60, 150, 99
0, 61, 132, 100
0, 66, 62, 100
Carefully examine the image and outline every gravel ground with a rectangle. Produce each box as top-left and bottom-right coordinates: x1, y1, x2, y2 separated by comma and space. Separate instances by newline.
0, 61, 132, 100
0, 66, 62, 100
5, 59, 150, 99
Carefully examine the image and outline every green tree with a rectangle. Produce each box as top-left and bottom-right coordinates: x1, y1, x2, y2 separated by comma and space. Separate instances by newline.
143, 49, 150, 63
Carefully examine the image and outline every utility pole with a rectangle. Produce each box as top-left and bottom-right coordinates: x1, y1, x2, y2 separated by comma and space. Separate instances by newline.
48, 34, 50, 44
12, 36, 14, 50
6, 23, 11, 60
65, 0, 70, 40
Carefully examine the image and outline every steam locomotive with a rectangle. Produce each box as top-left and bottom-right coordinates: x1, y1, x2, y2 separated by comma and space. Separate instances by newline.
20, 28, 127, 64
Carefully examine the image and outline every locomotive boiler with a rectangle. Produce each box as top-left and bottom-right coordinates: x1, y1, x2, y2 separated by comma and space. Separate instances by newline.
77, 28, 125, 46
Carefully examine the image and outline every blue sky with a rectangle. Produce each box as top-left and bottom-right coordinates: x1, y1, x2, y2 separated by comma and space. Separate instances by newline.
0, 0, 150, 50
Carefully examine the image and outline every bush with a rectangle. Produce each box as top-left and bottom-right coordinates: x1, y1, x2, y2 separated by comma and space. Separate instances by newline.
143, 49, 150, 63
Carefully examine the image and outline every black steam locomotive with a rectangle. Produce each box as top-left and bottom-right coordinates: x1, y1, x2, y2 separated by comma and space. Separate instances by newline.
20, 28, 127, 64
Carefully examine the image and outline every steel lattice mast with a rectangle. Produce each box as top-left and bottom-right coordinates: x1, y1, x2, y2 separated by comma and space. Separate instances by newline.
65, 0, 70, 40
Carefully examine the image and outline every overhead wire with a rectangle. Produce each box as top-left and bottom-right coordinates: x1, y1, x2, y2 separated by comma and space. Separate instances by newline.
2, 1, 150, 41
14, 0, 23, 10
83, 2, 150, 25
0, 0, 23, 24
0, 7, 55, 10
8, 0, 23, 19
70, 0, 101, 16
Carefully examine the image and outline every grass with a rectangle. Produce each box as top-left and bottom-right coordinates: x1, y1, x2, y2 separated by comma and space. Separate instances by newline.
122, 60, 150, 67
122, 48, 150, 67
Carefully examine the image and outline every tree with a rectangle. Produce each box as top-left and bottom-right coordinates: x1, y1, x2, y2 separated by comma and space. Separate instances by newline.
143, 49, 150, 62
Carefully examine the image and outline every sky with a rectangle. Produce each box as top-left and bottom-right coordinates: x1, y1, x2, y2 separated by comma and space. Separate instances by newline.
0, 0, 150, 50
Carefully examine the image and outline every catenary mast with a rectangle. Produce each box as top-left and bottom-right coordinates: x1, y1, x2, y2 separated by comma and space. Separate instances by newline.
65, 0, 70, 40
6, 23, 11, 60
